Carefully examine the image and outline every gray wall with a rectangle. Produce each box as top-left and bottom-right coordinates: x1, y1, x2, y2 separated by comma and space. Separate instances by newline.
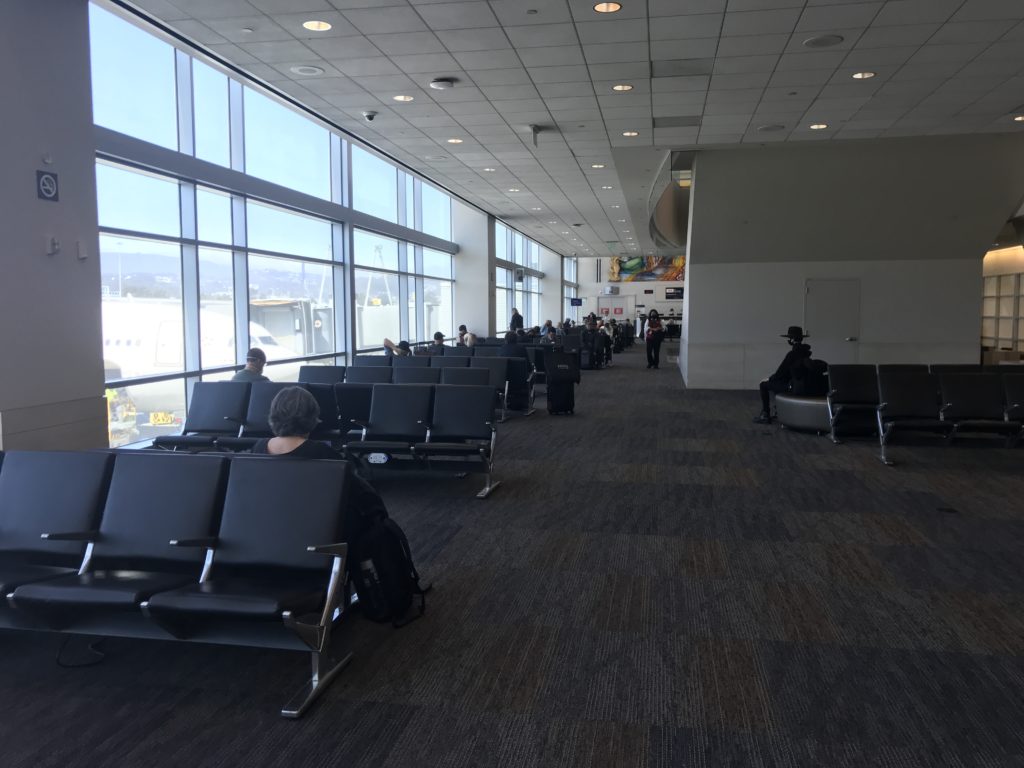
0, 0, 107, 448
681, 134, 1024, 388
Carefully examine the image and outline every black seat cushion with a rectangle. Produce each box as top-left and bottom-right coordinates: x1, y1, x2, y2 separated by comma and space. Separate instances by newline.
152, 435, 217, 449
146, 576, 325, 620
346, 440, 416, 454
11, 570, 193, 609
0, 563, 76, 594
413, 441, 487, 457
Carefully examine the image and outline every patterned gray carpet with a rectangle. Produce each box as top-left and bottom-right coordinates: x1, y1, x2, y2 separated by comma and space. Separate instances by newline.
4, 342, 1024, 767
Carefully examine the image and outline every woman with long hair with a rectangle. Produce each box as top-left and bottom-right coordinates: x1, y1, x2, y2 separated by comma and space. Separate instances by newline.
645, 310, 664, 369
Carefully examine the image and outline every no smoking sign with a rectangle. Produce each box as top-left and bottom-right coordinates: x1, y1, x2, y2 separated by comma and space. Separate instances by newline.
37, 171, 59, 202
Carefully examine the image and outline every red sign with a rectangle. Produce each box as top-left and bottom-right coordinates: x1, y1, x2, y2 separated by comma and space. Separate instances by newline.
613, 307, 623, 315
600, 307, 610, 315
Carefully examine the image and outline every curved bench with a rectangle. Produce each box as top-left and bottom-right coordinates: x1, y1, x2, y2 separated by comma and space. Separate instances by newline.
775, 394, 829, 434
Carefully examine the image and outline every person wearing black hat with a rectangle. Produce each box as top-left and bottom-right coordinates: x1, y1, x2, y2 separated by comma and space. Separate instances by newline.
753, 326, 812, 424
383, 338, 411, 357
231, 347, 269, 382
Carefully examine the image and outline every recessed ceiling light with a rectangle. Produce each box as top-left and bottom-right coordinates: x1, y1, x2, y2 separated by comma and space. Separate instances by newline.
430, 78, 455, 90
809, 123, 829, 130
851, 71, 875, 80
446, 138, 463, 144
1015, 115, 1024, 122
393, 94, 414, 102
240, 27, 254, 34
289, 65, 324, 76
601, 185, 613, 189
548, 220, 557, 224
618, 219, 626, 222
561, 231, 570, 234
803, 34, 844, 49
622, 130, 639, 137
611, 205, 620, 208
482, 167, 495, 172
623, 230, 630, 233
302, 20, 332, 31
612, 84, 633, 92
508, 187, 520, 192
591, 163, 605, 168
593, 2, 622, 12
530, 207, 542, 210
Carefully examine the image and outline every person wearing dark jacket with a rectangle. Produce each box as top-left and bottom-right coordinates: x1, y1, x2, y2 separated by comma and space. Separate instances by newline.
645, 310, 664, 369
509, 308, 524, 332
753, 326, 812, 424
498, 331, 530, 360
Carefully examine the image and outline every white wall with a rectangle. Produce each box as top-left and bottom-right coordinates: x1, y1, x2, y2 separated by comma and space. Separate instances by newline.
685, 258, 981, 389
0, 0, 107, 449
682, 134, 1024, 389
538, 247, 563, 327
451, 200, 492, 338
578, 258, 684, 321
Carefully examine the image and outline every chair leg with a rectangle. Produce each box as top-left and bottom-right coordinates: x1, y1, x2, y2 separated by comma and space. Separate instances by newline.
281, 648, 353, 719
944, 423, 959, 446
877, 413, 894, 466
476, 460, 501, 498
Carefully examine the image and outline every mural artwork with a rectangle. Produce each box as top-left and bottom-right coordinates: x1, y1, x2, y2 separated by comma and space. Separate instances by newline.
608, 256, 685, 282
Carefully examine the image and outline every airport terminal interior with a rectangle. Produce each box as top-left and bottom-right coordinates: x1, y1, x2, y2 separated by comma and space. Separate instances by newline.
3, 0, 1024, 765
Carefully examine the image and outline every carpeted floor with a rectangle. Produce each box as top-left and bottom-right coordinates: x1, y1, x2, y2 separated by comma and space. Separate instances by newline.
4, 342, 1024, 767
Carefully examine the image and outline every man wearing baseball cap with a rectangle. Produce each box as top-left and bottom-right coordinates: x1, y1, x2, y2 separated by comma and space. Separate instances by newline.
231, 347, 270, 383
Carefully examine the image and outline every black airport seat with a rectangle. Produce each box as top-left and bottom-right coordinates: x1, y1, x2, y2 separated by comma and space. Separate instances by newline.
345, 366, 393, 384
472, 346, 500, 357
298, 365, 347, 385
877, 364, 929, 373
876, 370, 947, 465
393, 366, 441, 384
1005, 375, 1024, 423
333, 383, 373, 443
429, 355, 470, 368
446, 345, 474, 356
152, 381, 250, 451
504, 357, 535, 418
9, 453, 228, 628
414, 385, 500, 498
940, 373, 1022, 444
0, 451, 114, 607
345, 384, 434, 461
440, 367, 490, 386
528, 347, 548, 387
470, 357, 510, 418
351, 355, 392, 367
144, 457, 353, 718
304, 383, 343, 442
392, 355, 430, 368
216, 381, 292, 451
826, 364, 880, 443
930, 364, 982, 375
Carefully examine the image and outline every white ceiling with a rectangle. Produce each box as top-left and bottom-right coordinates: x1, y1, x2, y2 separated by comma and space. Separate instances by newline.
123, 0, 1024, 260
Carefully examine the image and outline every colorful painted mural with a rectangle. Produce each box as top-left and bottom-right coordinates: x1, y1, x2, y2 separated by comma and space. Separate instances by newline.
608, 256, 685, 282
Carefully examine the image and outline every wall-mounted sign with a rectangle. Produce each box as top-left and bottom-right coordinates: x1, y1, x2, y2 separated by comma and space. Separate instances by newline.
600, 307, 610, 315
570, 298, 582, 306
643, 289, 654, 295
613, 307, 623, 315
37, 171, 59, 202
665, 287, 684, 300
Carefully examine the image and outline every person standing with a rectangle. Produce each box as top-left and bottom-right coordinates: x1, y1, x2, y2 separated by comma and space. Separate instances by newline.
645, 311, 664, 369
231, 347, 270, 382
510, 308, 524, 332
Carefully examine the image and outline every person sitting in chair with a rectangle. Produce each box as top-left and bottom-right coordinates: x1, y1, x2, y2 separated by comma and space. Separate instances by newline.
252, 386, 339, 458
753, 326, 812, 424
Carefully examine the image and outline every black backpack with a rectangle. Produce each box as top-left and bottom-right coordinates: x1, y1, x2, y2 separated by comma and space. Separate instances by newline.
349, 517, 430, 627
791, 357, 829, 396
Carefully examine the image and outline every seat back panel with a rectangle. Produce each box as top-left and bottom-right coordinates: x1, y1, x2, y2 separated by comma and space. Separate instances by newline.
940, 373, 1006, 421
827, 364, 879, 405
393, 367, 441, 384
429, 386, 497, 441
297, 365, 347, 385
183, 382, 251, 434
366, 384, 434, 440
878, 371, 940, 419
345, 367, 393, 384
440, 367, 490, 386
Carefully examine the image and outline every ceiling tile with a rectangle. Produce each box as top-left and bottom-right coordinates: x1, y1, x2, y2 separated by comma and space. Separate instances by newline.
588, 62, 652, 80
712, 54, 779, 73
369, 31, 446, 55
576, 19, 648, 45
202, 16, 291, 43
169, 0, 264, 19
343, 7, 429, 35
722, 8, 801, 36
331, 57, 402, 76
505, 24, 578, 48
489, 0, 573, 27
795, 2, 882, 31
650, 14, 723, 41
931, 20, 1014, 44
649, 0, 727, 16
717, 34, 790, 56
273, 12, 364, 38
390, 52, 460, 73
650, 39, 719, 60
953, 0, 1024, 22
527, 65, 592, 83
468, 68, 532, 86
709, 72, 771, 89
857, 24, 942, 48
169, 19, 228, 45
305, 36, 382, 59
239, 40, 318, 63
415, 2, 500, 30
453, 49, 523, 69
434, 27, 509, 52
520, 46, 586, 67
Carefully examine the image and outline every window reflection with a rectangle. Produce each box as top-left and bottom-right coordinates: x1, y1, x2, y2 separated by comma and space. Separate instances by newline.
197, 187, 232, 244
198, 247, 235, 368
354, 229, 399, 271
246, 200, 333, 260
248, 254, 335, 359
421, 183, 451, 240
352, 146, 398, 223
96, 162, 181, 237
354, 269, 400, 349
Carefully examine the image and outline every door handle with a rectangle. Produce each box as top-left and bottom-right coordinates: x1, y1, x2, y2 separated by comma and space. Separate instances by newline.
845, 337, 858, 342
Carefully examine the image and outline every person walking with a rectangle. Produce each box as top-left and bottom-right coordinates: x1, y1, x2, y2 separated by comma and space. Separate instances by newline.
645, 311, 664, 369
510, 308, 524, 332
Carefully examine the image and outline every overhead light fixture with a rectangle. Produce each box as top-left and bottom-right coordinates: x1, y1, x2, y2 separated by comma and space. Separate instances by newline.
1015, 115, 1024, 122
622, 130, 639, 137
757, 124, 785, 132
612, 84, 633, 92
548, 220, 557, 224
430, 78, 455, 90
508, 187, 520, 192
530, 207, 542, 210
302, 20, 332, 31
809, 123, 829, 130
591, 163, 605, 168
393, 94, 414, 102
446, 138, 463, 144
803, 34, 844, 49
601, 185, 613, 189
611, 204, 620, 208
618, 218, 626, 222
593, 2, 622, 12
623, 230, 630, 233
289, 65, 324, 76
482, 167, 495, 172
851, 71, 875, 80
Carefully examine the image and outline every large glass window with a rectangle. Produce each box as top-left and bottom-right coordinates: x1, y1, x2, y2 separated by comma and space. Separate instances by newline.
352, 146, 398, 223
354, 269, 401, 350
198, 247, 235, 368
243, 87, 331, 200
96, 162, 181, 237
422, 278, 452, 338
196, 187, 233, 245
192, 59, 230, 167
89, 4, 178, 150
246, 200, 333, 260
421, 184, 452, 241
422, 248, 451, 279
354, 229, 399, 271
248, 254, 335, 358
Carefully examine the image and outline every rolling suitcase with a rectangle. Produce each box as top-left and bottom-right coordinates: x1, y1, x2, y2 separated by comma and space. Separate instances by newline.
547, 381, 574, 414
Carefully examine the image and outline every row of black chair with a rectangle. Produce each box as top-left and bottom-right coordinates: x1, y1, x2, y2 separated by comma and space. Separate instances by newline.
0, 449, 355, 717
826, 365, 1024, 463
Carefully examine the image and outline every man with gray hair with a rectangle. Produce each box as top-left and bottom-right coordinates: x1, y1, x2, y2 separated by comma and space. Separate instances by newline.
251, 386, 338, 459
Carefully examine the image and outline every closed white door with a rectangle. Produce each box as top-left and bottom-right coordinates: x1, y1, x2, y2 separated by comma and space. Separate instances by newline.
804, 279, 860, 364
